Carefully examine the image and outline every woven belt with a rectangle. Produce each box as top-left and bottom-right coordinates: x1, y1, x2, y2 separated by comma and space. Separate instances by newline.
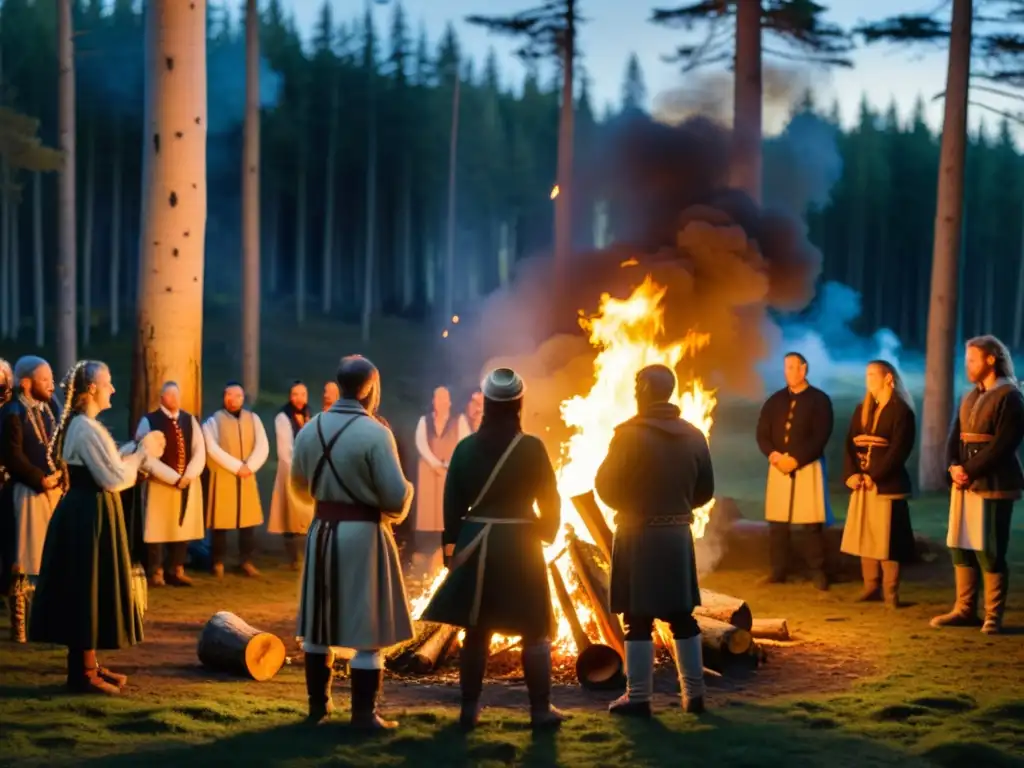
315, 500, 381, 523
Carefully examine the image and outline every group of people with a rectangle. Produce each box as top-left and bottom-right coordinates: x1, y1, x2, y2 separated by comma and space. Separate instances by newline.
755, 334, 1021, 635
0, 331, 1019, 731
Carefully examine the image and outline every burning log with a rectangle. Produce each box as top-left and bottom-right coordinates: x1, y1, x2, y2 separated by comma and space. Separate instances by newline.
570, 491, 614, 561
695, 615, 753, 673
197, 611, 286, 682
693, 589, 753, 631
549, 561, 623, 690
411, 624, 459, 673
566, 529, 625, 657
750, 618, 790, 642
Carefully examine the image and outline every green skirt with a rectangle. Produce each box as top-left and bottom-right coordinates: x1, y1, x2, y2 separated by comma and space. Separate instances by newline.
421, 519, 553, 639
30, 469, 143, 651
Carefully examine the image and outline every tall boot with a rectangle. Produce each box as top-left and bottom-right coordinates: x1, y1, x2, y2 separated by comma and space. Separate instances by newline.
761, 523, 789, 584
8, 572, 28, 643
284, 537, 302, 571
673, 635, 707, 714
304, 652, 335, 722
930, 566, 982, 628
981, 571, 1008, 635
458, 636, 488, 730
521, 642, 567, 729
608, 641, 654, 717
856, 558, 882, 602
67, 650, 120, 695
95, 657, 128, 689
881, 561, 902, 608
349, 668, 398, 730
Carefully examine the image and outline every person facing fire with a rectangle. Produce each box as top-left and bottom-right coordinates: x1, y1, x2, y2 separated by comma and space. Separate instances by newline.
412, 385, 459, 575
595, 364, 714, 716
840, 361, 917, 608
756, 352, 834, 590
457, 390, 483, 436
0, 358, 12, 600
322, 380, 339, 412
0, 356, 64, 643
421, 368, 565, 731
932, 335, 1024, 635
202, 381, 269, 578
291, 355, 414, 729
269, 381, 314, 569
134, 381, 206, 588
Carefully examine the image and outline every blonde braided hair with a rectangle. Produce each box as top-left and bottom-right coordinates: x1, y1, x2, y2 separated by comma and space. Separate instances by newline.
47, 360, 97, 467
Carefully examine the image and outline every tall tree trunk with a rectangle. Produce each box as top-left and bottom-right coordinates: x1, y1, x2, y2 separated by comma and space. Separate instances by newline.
33, 170, 45, 347
444, 75, 460, 323
57, 0, 78, 372
400, 153, 414, 311
321, 80, 339, 315
731, 0, 763, 204
553, 0, 575, 298
11, 197, 19, 339
919, 0, 972, 491
81, 121, 96, 347
130, 0, 208, 430
241, 0, 260, 400
1, 159, 9, 340
361, 89, 378, 343
295, 155, 307, 325
109, 122, 123, 337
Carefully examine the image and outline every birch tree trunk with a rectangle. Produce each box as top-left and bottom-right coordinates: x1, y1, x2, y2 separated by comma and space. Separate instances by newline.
81, 122, 96, 346
731, 0, 763, 204
109, 122, 122, 337
130, 0, 208, 428
241, 0, 260, 400
553, 1, 575, 298
57, 0, 78, 372
321, 80, 338, 315
33, 170, 44, 346
360, 90, 377, 343
443, 75, 460, 323
919, 0, 972, 491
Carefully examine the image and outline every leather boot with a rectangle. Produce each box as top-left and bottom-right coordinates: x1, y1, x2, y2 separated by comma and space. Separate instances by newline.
522, 642, 567, 729
930, 566, 982, 627
95, 658, 128, 689
881, 561, 902, 608
285, 537, 302, 571
673, 635, 706, 714
8, 572, 28, 643
304, 652, 335, 722
981, 571, 1008, 635
856, 558, 882, 602
349, 668, 398, 730
458, 637, 488, 730
166, 566, 193, 587
67, 650, 120, 695
608, 641, 654, 717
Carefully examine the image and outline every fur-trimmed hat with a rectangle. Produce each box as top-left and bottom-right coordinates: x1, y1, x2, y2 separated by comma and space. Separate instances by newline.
482, 367, 525, 402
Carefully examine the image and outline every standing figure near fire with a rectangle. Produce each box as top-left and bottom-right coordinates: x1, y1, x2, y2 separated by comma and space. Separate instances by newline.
269, 381, 314, 568
0, 358, 12, 598
0, 356, 64, 643
30, 361, 165, 695
134, 381, 206, 588
457, 390, 483, 436
203, 382, 269, 578
595, 364, 715, 716
932, 336, 1024, 635
292, 355, 414, 729
322, 380, 339, 412
840, 361, 917, 608
412, 385, 459, 575
422, 368, 566, 731
756, 352, 834, 590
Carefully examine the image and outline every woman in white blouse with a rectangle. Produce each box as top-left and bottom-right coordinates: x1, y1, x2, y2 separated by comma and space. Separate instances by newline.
30, 360, 165, 696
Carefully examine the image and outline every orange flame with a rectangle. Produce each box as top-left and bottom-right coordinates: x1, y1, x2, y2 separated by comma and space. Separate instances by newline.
550, 185, 560, 199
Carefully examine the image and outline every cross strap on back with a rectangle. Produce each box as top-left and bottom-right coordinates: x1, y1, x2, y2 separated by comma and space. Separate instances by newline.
311, 413, 366, 503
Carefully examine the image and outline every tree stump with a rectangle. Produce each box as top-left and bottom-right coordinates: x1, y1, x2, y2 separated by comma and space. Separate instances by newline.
197, 611, 286, 682
750, 618, 790, 641
693, 589, 753, 630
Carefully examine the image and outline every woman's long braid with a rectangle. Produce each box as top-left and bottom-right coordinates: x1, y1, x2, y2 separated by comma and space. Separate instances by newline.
48, 361, 85, 470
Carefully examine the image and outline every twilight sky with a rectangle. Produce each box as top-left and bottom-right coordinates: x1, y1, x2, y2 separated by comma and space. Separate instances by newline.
288, 0, 1019, 139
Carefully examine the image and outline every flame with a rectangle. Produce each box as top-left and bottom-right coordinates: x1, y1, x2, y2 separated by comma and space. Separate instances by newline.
411, 276, 717, 656
550, 185, 560, 199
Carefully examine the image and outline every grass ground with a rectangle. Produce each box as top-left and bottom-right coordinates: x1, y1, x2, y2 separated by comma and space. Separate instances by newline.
1, 313, 1023, 766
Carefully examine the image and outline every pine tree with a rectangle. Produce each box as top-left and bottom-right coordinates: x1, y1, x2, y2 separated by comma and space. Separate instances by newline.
620, 52, 647, 113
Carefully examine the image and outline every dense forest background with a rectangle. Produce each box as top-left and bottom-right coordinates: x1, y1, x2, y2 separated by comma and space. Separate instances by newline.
0, 0, 1022, 355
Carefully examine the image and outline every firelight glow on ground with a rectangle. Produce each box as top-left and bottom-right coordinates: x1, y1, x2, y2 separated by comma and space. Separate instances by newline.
409, 276, 718, 654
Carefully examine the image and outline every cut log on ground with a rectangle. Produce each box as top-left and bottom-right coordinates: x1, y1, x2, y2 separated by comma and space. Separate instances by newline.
750, 618, 790, 641
696, 615, 753, 673
550, 560, 623, 690
693, 589, 753, 630
386, 621, 438, 666
411, 624, 459, 673
197, 611, 286, 682
566, 529, 625, 657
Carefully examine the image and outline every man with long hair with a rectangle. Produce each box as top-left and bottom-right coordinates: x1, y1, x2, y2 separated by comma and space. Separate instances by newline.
932, 335, 1023, 635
